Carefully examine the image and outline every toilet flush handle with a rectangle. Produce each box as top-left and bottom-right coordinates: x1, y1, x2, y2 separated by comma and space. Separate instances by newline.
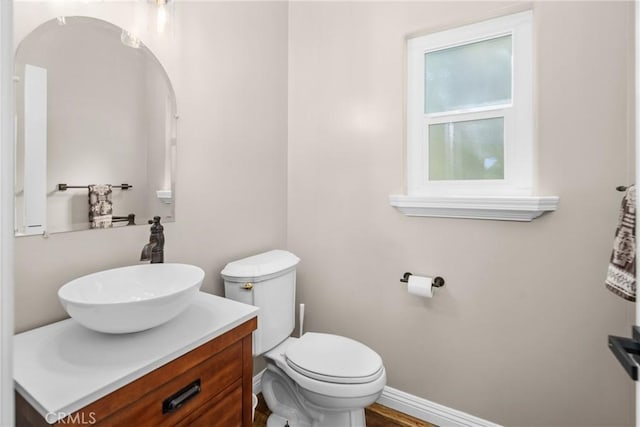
242, 282, 254, 290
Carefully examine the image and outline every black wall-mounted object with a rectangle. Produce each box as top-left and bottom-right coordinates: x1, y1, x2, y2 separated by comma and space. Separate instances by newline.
400, 272, 445, 288
608, 326, 640, 381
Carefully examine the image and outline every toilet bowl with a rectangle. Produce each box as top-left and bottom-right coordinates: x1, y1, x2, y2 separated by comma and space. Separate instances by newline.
261, 335, 386, 427
222, 250, 386, 427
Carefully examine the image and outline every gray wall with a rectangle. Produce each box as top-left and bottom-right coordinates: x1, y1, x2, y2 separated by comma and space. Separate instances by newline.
287, 1, 635, 425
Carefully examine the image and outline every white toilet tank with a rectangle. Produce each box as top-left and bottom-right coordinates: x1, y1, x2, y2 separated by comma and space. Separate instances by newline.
221, 250, 300, 355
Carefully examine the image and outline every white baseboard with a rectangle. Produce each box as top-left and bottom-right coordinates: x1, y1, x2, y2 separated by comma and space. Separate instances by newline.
252, 370, 500, 427
377, 386, 501, 427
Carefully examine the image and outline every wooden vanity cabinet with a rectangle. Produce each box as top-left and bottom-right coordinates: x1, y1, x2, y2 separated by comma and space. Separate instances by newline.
16, 317, 257, 427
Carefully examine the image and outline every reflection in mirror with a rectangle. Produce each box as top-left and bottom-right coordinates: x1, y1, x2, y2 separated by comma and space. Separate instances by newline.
14, 16, 177, 236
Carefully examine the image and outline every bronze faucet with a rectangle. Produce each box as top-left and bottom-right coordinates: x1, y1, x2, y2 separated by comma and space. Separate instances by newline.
140, 216, 164, 263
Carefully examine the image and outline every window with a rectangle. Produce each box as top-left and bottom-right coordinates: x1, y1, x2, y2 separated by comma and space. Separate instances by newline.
406, 11, 533, 196
391, 10, 559, 221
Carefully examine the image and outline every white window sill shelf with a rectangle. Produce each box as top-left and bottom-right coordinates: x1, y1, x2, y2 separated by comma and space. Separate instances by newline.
389, 194, 559, 221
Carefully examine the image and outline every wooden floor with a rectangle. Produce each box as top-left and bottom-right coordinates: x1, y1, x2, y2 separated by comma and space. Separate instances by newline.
253, 393, 436, 427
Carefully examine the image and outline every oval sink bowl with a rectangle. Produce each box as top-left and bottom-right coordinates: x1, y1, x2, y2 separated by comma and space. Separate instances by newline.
58, 263, 205, 334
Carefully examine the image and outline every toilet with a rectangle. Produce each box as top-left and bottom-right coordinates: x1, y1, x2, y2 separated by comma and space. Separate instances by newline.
222, 250, 386, 427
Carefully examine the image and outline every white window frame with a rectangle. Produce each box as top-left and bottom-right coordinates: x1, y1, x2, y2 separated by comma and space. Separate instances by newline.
392, 10, 559, 221
406, 11, 533, 197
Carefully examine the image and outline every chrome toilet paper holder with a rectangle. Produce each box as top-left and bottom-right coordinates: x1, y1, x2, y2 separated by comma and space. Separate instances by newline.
400, 272, 445, 288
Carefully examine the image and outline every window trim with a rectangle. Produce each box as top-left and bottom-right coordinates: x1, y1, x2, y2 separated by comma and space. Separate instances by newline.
389, 194, 559, 222
393, 10, 559, 221
406, 10, 534, 197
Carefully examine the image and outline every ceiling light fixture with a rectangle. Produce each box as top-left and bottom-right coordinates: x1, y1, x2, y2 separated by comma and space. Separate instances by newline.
154, 0, 171, 34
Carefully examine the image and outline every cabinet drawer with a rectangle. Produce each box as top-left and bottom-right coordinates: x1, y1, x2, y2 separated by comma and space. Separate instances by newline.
176, 383, 242, 427
90, 341, 242, 426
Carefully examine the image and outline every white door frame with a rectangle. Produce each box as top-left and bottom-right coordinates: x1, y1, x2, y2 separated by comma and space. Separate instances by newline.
0, 1, 14, 426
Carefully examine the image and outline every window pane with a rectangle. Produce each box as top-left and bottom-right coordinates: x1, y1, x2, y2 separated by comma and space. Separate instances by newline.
425, 35, 512, 114
428, 117, 504, 181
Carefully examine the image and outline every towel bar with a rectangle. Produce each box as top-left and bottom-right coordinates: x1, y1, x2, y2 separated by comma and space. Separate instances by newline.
58, 183, 133, 191
112, 214, 136, 226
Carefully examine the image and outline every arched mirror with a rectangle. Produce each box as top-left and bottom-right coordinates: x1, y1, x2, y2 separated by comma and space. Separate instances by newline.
14, 16, 176, 236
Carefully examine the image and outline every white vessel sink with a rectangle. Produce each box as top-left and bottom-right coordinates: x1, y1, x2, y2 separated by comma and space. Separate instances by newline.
58, 263, 205, 334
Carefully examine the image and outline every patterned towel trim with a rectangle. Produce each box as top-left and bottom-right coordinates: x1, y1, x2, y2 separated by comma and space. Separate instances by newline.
606, 264, 636, 302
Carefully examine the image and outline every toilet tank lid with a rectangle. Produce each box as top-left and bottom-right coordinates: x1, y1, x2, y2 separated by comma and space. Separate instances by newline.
221, 250, 300, 281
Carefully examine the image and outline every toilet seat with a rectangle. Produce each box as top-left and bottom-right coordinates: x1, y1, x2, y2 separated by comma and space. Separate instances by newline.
265, 336, 387, 399
284, 333, 384, 385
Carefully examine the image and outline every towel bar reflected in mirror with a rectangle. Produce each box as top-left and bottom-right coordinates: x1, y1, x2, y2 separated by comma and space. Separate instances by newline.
57, 183, 133, 191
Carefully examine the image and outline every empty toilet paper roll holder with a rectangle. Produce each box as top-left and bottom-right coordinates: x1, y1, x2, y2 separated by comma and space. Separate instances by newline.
400, 272, 445, 288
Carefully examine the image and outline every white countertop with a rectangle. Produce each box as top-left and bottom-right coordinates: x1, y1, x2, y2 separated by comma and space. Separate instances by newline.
14, 292, 258, 424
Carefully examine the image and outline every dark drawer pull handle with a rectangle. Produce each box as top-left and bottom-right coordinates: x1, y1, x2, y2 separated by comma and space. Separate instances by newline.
162, 379, 201, 414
